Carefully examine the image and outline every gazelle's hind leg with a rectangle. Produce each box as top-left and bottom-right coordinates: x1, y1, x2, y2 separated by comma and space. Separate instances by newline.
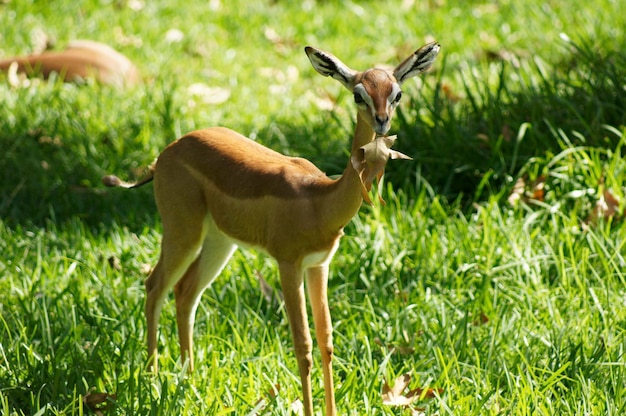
174, 225, 236, 371
145, 174, 212, 373
145, 230, 204, 373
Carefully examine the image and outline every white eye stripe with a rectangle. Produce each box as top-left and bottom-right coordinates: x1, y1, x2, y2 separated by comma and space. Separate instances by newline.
388, 83, 402, 106
353, 83, 374, 107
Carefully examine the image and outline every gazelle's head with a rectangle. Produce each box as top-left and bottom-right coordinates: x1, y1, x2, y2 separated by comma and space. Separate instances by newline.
305, 42, 440, 136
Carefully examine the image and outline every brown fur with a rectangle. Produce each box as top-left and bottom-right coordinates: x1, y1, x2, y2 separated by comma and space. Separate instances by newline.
0, 40, 139, 87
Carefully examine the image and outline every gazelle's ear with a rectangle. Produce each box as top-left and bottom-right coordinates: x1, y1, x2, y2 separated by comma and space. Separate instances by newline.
393, 41, 441, 85
305, 46, 357, 90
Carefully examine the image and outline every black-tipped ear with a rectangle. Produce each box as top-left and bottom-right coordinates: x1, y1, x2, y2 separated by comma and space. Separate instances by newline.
393, 42, 441, 84
305, 46, 357, 89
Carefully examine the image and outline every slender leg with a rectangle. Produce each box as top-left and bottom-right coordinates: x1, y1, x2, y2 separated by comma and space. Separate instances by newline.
145, 258, 167, 373
174, 230, 236, 371
145, 235, 202, 372
279, 262, 314, 416
145, 177, 207, 373
307, 265, 336, 416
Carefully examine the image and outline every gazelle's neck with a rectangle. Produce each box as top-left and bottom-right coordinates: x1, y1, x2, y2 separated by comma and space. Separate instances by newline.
320, 113, 375, 231
351, 113, 377, 153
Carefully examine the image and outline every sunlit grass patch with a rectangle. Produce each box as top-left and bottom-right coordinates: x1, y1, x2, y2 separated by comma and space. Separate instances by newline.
1, 0, 626, 414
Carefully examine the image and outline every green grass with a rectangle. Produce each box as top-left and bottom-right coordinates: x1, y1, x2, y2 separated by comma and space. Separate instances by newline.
1, 0, 626, 414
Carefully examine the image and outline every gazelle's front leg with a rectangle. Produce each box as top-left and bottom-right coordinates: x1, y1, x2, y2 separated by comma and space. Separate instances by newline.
278, 262, 314, 416
307, 264, 336, 416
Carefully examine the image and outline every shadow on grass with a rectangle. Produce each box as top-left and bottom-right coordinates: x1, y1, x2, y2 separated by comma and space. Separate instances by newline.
0, 79, 175, 230
392, 38, 626, 204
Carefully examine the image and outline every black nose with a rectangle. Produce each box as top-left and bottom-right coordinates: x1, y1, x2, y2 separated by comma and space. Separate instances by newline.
375, 115, 389, 125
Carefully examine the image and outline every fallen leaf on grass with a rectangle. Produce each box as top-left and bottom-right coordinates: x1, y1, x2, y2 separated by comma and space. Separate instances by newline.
247, 385, 303, 416
508, 175, 546, 206
126, 0, 145, 11
306, 89, 337, 111
290, 399, 304, 415
187, 83, 231, 105
263, 26, 296, 52
113, 26, 143, 47
164, 28, 184, 44
586, 188, 624, 225
441, 82, 461, 103
108, 255, 122, 271
83, 390, 116, 415
7, 61, 38, 89
472, 310, 490, 326
382, 374, 442, 408
247, 384, 281, 416
483, 48, 522, 67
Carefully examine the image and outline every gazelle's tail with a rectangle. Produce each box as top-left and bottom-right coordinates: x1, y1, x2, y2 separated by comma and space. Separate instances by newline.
102, 164, 155, 189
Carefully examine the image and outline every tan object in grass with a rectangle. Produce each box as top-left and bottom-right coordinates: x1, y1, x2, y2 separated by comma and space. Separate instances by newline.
0, 40, 139, 87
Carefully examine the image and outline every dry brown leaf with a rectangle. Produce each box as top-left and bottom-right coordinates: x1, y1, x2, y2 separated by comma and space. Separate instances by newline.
508, 175, 546, 206
507, 176, 525, 206
38, 135, 62, 146
127, 0, 145, 11
441, 82, 461, 103
107, 255, 122, 271
586, 188, 624, 225
140, 263, 153, 275
484, 48, 521, 67
7, 61, 34, 88
472, 310, 490, 326
83, 390, 116, 415
382, 374, 442, 408
351, 135, 412, 204
382, 374, 413, 406
290, 399, 304, 415
113, 26, 143, 47
164, 28, 184, 44
249, 384, 281, 416
306, 89, 337, 111
529, 175, 546, 202
263, 26, 295, 52
187, 83, 231, 105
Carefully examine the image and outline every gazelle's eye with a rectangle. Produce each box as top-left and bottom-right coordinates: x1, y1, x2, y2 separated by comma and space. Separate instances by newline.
353, 92, 365, 104
393, 91, 403, 103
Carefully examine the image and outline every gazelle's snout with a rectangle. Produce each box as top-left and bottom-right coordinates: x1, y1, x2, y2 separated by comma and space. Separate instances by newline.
374, 114, 391, 135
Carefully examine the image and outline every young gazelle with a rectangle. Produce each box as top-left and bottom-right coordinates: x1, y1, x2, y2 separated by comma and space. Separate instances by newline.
103, 42, 440, 415
0, 40, 139, 87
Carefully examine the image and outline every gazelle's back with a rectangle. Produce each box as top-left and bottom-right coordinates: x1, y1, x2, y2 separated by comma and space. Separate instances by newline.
155, 127, 331, 200
153, 127, 340, 257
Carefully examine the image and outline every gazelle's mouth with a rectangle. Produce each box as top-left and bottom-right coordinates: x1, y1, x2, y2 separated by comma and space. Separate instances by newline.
374, 125, 391, 136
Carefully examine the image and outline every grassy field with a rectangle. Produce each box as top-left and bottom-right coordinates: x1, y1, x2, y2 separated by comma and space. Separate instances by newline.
1, 0, 626, 414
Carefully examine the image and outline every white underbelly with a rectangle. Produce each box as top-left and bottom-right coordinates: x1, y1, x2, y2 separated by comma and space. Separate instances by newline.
302, 238, 340, 268
205, 213, 342, 269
